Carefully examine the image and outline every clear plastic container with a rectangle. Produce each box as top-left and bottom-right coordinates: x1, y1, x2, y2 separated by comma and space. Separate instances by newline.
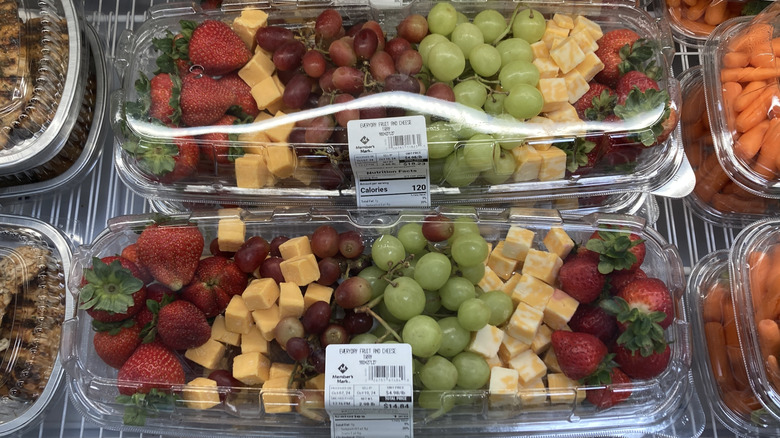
662, 0, 767, 48
687, 250, 780, 435
0, 21, 109, 199
703, 7, 780, 199
111, 1, 686, 207
61, 207, 701, 437
0, 213, 74, 435
0, 0, 87, 177
680, 65, 780, 226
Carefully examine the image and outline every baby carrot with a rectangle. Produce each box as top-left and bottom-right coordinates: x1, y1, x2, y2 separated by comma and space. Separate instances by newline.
734, 81, 767, 113
722, 66, 780, 82
683, 0, 698, 6
723, 51, 750, 68
749, 250, 771, 309
680, 17, 717, 35
722, 81, 743, 114
667, 0, 681, 8
705, 321, 736, 390
687, 0, 710, 21
729, 23, 774, 53
734, 119, 770, 160
758, 319, 780, 358
768, 355, 780, 390
722, 389, 763, 416
694, 156, 731, 202
772, 37, 780, 56
704, 0, 728, 26
735, 85, 777, 133
711, 192, 768, 214
703, 283, 728, 322
753, 118, 780, 178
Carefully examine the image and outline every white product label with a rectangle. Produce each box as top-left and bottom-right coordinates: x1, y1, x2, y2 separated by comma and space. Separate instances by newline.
348, 116, 430, 208
325, 344, 413, 438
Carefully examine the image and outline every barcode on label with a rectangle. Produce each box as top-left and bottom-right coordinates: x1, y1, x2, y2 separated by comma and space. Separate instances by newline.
368, 365, 405, 381
386, 134, 422, 148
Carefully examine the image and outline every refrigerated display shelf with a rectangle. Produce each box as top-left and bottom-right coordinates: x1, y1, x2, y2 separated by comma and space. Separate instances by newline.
0, 0, 746, 436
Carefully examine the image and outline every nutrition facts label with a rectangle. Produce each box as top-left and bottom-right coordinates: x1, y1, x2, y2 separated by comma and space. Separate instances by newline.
348, 116, 430, 208
325, 344, 413, 438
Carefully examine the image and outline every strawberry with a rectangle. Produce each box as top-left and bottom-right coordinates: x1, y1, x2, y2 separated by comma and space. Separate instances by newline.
126, 136, 200, 184
120, 244, 154, 284
598, 130, 644, 168
181, 256, 248, 317
151, 22, 194, 76
616, 71, 660, 105
568, 304, 617, 345
201, 0, 223, 10
137, 224, 204, 291
80, 257, 147, 323
614, 343, 671, 380
573, 82, 616, 121
585, 367, 632, 409
551, 330, 609, 380
187, 20, 251, 76
199, 114, 243, 166
117, 342, 185, 396
594, 29, 641, 87
156, 300, 211, 350
134, 283, 177, 335
93, 319, 142, 369
614, 277, 674, 330
219, 73, 260, 117
606, 267, 647, 295
585, 229, 646, 274
558, 254, 606, 304
613, 84, 672, 147
561, 136, 601, 176
148, 73, 181, 125
179, 70, 236, 127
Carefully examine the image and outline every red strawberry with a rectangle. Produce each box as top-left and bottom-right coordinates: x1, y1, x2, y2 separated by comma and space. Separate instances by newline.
99, 255, 146, 283
606, 267, 647, 295
569, 304, 617, 345
615, 277, 673, 330
657, 106, 679, 145
188, 20, 251, 76
93, 320, 142, 369
586, 367, 632, 408
201, 0, 223, 10
117, 342, 185, 396
137, 224, 204, 291
131, 136, 200, 184
594, 29, 641, 87
156, 300, 211, 350
120, 244, 154, 284
219, 73, 260, 117
599, 130, 644, 167
558, 255, 606, 304
573, 82, 616, 121
551, 331, 609, 380
564, 135, 603, 177
134, 283, 177, 331
80, 257, 147, 323
616, 70, 660, 105
149, 73, 180, 125
199, 114, 242, 166
181, 256, 248, 317
612, 77, 672, 147
585, 229, 646, 274
614, 343, 671, 380
179, 70, 236, 127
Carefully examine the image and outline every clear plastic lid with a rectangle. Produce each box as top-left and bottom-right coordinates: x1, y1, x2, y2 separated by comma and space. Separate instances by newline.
0, 0, 86, 176
0, 213, 73, 435
61, 207, 700, 437
662, 0, 770, 48
111, 1, 686, 207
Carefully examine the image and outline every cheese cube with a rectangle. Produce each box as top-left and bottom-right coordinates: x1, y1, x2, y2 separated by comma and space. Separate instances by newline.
262, 377, 293, 413
217, 214, 245, 252
225, 295, 253, 335
185, 339, 226, 370
265, 144, 296, 178
498, 332, 531, 363
508, 349, 547, 385
543, 289, 579, 330
500, 273, 522, 297
250, 75, 283, 110
573, 16, 603, 40
569, 29, 598, 54
543, 348, 562, 373
303, 283, 333, 310
239, 130, 269, 156
466, 324, 505, 359
266, 111, 295, 143
542, 21, 570, 49
293, 159, 317, 186
239, 52, 275, 87
269, 362, 296, 381
486, 354, 504, 369
279, 282, 305, 318
503, 226, 535, 261
542, 227, 575, 259
510, 274, 554, 310
545, 104, 582, 123
243, 278, 280, 311
280, 254, 320, 286
279, 236, 312, 260
538, 78, 569, 113
537, 147, 567, 181
233, 352, 271, 385
530, 41, 549, 59
531, 324, 553, 354
554, 197, 580, 211
552, 14, 574, 29
519, 378, 547, 406
305, 374, 326, 390
487, 242, 518, 281
242, 325, 269, 354
563, 70, 590, 104
550, 37, 565, 50
549, 38, 586, 74
183, 377, 221, 410
489, 367, 520, 406
522, 249, 563, 285
511, 145, 542, 182
532, 57, 559, 79
477, 266, 504, 294
211, 315, 241, 346
506, 302, 544, 344
252, 304, 281, 341
574, 52, 605, 82
232, 9, 269, 50
547, 373, 585, 404
235, 154, 271, 189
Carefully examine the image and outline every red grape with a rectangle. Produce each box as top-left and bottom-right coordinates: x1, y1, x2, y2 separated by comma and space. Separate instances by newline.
315, 9, 343, 41
397, 14, 428, 43
334, 94, 359, 127
361, 21, 385, 51
342, 311, 374, 335
317, 257, 342, 285
283, 74, 313, 109
335, 277, 372, 309
353, 28, 379, 60
275, 316, 305, 348
422, 214, 454, 241
338, 230, 365, 258
332, 66, 365, 94
320, 324, 349, 347
207, 370, 241, 401
369, 51, 395, 83
209, 237, 234, 258
319, 68, 337, 93
258, 256, 284, 283
385, 37, 412, 61
329, 38, 357, 67
255, 26, 294, 52
384, 74, 420, 93
346, 21, 365, 37
235, 236, 270, 273
273, 40, 306, 71
312, 225, 340, 258
426, 82, 456, 102
318, 164, 345, 190
285, 337, 311, 362
347, 253, 372, 275
276, 68, 297, 85
304, 115, 335, 144
302, 50, 327, 78
301, 301, 331, 334
395, 49, 422, 75
270, 236, 289, 257
310, 348, 326, 374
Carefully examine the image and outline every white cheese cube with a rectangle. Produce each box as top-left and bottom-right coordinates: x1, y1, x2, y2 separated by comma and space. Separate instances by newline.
549, 38, 586, 74
574, 52, 605, 82
511, 274, 554, 310
519, 378, 547, 406
537, 147, 568, 181
521, 249, 563, 285
511, 146, 542, 182
563, 70, 590, 104
467, 324, 505, 359
489, 367, 520, 406
543, 289, 579, 330
538, 78, 569, 113
478, 266, 504, 293
542, 227, 575, 259
508, 349, 547, 384
506, 302, 544, 344
531, 324, 553, 354
501, 273, 522, 297
503, 226, 536, 261
548, 373, 585, 404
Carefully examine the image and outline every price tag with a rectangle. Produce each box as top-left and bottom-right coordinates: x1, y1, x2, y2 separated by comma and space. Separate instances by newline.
348, 116, 430, 208
325, 344, 413, 438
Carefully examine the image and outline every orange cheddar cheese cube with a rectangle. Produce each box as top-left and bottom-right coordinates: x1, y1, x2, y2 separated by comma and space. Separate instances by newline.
530, 40, 549, 60
531, 323, 553, 354
532, 57, 559, 79
574, 52, 604, 82
279, 236, 312, 260
503, 226, 536, 261
303, 283, 333, 310
488, 241, 518, 281
239, 51, 275, 88
522, 249, 563, 285
269, 362, 296, 381
233, 351, 271, 385
489, 367, 520, 406
242, 278, 280, 311
519, 378, 547, 406
549, 38, 585, 74
478, 266, 504, 293
185, 339, 226, 370
543, 348, 562, 373
538, 78, 569, 113
261, 377, 293, 413
182, 377, 221, 410
548, 373, 585, 404
511, 273, 554, 310
498, 332, 531, 363
225, 295, 253, 335
563, 70, 589, 104
266, 111, 295, 143
242, 325, 269, 354
211, 315, 241, 346
569, 29, 598, 54
279, 282, 305, 318
217, 215, 245, 252
232, 9, 269, 51
507, 302, 544, 344
466, 324, 504, 359
235, 154, 271, 189
265, 144, 296, 178
252, 304, 280, 341
280, 253, 320, 286
552, 14, 574, 30
251, 76, 282, 110
573, 15, 603, 40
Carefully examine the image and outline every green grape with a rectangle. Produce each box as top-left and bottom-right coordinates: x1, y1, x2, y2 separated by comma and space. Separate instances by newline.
457, 298, 490, 331
439, 276, 476, 311
499, 60, 540, 90
449, 121, 479, 140
481, 149, 515, 185
443, 149, 480, 187
453, 79, 488, 110
402, 315, 443, 358
483, 93, 506, 116
384, 277, 426, 321
351, 333, 379, 344
493, 113, 525, 150
358, 265, 390, 299
512, 9, 546, 43
437, 316, 471, 357
418, 390, 456, 411
424, 289, 442, 315
456, 12, 469, 24
462, 134, 497, 172
504, 84, 543, 120
414, 252, 453, 291
399, 255, 420, 278
429, 42, 466, 82
420, 356, 459, 390
427, 121, 458, 159
496, 38, 533, 66
398, 223, 428, 255
473, 9, 507, 43
419, 34, 449, 66
451, 217, 480, 240
459, 263, 485, 284
478, 290, 514, 326
427, 3, 458, 36
376, 300, 404, 325
451, 23, 484, 60
373, 319, 403, 338
372, 234, 406, 271
451, 233, 489, 268
452, 352, 490, 389
430, 157, 448, 184
469, 44, 502, 78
